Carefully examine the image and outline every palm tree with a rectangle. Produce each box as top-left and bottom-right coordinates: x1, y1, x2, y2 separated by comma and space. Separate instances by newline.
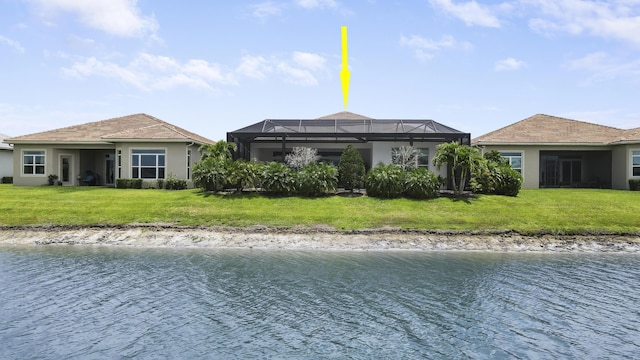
432, 141, 483, 195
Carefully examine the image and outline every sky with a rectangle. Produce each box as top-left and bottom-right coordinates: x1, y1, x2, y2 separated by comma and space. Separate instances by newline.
1, 0, 640, 141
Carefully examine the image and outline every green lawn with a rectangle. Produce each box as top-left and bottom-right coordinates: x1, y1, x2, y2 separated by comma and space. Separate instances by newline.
1, 184, 639, 233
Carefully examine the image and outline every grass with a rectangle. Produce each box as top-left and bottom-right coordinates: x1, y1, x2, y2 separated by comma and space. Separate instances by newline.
1, 184, 639, 234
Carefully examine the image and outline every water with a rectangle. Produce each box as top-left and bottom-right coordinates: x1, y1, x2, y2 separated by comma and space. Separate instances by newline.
0, 247, 639, 359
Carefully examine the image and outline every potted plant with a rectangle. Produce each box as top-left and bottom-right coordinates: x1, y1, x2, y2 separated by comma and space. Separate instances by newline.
47, 174, 59, 186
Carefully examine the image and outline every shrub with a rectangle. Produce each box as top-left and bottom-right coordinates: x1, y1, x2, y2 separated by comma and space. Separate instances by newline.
2, 176, 13, 184
285, 147, 319, 170
116, 178, 143, 189
471, 151, 522, 196
192, 156, 228, 192
261, 161, 295, 195
404, 167, 439, 199
229, 159, 259, 192
165, 174, 187, 190
492, 166, 523, 196
156, 179, 165, 189
338, 144, 365, 192
630, 179, 640, 191
295, 162, 338, 197
391, 146, 419, 171
366, 163, 405, 198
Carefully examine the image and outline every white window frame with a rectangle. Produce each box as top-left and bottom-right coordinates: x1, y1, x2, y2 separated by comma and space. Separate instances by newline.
500, 151, 523, 174
116, 148, 122, 179
22, 149, 46, 176
131, 148, 166, 179
631, 150, 640, 177
186, 148, 192, 180
417, 148, 429, 169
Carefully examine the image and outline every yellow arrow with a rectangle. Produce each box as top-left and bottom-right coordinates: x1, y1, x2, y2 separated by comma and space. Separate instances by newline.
340, 26, 350, 109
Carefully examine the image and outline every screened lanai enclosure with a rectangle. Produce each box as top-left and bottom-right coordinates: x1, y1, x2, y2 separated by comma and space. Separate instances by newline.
227, 112, 471, 169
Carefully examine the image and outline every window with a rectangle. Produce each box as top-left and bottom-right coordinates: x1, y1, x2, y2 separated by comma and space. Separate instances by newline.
187, 149, 192, 180
131, 149, 165, 179
417, 148, 429, 168
633, 151, 640, 176
23, 150, 45, 175
501, 152, 522, 173
391, 147, 429, 169
117, 149, 122, 179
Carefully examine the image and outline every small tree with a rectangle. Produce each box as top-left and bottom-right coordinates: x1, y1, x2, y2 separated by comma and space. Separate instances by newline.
391, 146, 419, 171
192, 141, 237, 192
285, 147, 319, 170
432, 141, 483, 195
338, 145, 366, 192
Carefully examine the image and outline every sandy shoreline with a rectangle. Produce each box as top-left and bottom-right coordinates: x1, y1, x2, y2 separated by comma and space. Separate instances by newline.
0, 225, 639, 252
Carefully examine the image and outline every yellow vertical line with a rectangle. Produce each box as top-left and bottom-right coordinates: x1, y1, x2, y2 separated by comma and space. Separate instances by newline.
341, 26, 348, 70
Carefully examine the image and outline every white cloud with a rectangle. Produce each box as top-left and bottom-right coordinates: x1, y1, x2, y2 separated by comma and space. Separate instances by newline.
400, 34, 472, 61
29, 0, 158, 38
236, 55, 272, 79
494, 57, 526, 71
295, 0, 337, 9
429, 0, 501, 27
237, 51, 326, 86
249, 1, 285, 19
0, 35, 25, 53
292, 51, 326, 70
568, 52, 640, 84
526, 0, 640, 44
63, 53, 236, 91
277, 63, 318, 86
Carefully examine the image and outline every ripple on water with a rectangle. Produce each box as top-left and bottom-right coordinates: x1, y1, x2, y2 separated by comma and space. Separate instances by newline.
0, 247, 639, 359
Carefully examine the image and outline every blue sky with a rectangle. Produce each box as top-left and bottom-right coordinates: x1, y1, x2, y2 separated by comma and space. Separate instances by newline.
1, 0, 640, 141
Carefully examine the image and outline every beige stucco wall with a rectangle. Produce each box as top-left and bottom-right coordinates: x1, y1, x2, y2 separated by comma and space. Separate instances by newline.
479, 144, 636, 190
11, 142, 202, 187
478, 145, 540, 189
116, 142, 201, 187
611, 145, 629, 190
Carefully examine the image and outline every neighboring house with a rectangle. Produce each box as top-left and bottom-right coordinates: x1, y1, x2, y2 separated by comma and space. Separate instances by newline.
3, 114, 213, 187
227, 111, 470, 178
0, 133, 13, 180
472, 114, 640, 190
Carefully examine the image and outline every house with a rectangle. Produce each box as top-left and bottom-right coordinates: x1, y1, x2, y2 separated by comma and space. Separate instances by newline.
3, 114, 213, 187
227, 111, 470, 178
472, 114, 640, 190
0, 133, 13, 180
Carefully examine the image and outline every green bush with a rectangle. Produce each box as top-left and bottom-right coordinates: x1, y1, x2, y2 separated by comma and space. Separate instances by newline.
192, 156, 228, 192
165, 174, 187, 190
116, 178, 143, 189
261, 162, 295, 195
493, 166, 523, 196
470, 151, 522, 196
1, 176, 13, 184
404, 167, 439, 199
338, 144, 366, 192
366, 163, 405, 198
156, 179, 165, 189
630, 179, 640, 191
295, 162, 338, 197
229, 159, 259, 192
